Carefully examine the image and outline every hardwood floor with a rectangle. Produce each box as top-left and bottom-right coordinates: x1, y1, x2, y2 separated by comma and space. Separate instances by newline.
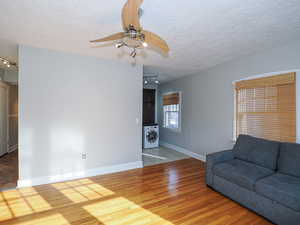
0, 151, 18, 190
0, 158, 272, 225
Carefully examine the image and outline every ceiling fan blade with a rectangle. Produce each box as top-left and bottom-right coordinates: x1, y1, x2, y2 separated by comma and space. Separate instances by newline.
142, 30, 170, 53
122, 0, 143, 30
90, 32, 124, 43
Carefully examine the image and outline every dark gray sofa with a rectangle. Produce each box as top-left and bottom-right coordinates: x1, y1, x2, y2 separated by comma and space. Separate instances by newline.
206, 134, 300, 225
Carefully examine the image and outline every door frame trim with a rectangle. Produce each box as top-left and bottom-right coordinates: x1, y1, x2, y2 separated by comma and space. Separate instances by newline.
0, 81, 9, 155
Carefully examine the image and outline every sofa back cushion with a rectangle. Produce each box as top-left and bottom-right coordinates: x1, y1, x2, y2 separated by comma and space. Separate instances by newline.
278, 143, 300, 178
233, 135, 280, 170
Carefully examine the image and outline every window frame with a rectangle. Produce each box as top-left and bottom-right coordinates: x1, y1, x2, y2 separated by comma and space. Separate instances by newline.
162, 91, 182, 133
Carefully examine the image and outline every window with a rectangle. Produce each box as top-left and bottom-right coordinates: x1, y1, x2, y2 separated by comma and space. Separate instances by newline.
234, 72, 296, 142
163, 92, 181, 130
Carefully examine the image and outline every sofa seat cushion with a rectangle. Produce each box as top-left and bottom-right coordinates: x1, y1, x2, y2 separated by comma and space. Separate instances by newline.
213, 159, 274, 191
278, 143, 300, 178
255, 173, 300, 212
233, 135, 280, 170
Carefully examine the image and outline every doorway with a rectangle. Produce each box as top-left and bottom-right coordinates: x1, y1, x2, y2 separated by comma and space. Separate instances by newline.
0, 67, 18, 190
142, 85, 190, 166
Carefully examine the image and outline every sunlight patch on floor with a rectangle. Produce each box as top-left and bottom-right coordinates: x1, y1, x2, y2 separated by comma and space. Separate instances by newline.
0, 200, 13, 221
21, 194, 52, 213
0, 189, 53, 219
83, 196, 174, 225
0, 178, 174, 225
18, 187, 38, 196
52, 178, 115, 203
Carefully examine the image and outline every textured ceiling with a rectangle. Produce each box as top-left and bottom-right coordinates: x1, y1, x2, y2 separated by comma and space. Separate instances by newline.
0, 0, 300, 82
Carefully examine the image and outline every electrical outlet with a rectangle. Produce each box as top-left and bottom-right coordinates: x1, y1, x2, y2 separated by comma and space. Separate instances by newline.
82, 153, 86, 159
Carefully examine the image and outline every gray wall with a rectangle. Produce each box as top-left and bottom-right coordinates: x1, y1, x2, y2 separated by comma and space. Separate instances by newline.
19, 45, 143, 184
4, 69, 18, 83
0, 68, 18, 83
158, 40, 300, 156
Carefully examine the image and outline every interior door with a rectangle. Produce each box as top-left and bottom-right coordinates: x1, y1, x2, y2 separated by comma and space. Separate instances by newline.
0, 83, 8, 157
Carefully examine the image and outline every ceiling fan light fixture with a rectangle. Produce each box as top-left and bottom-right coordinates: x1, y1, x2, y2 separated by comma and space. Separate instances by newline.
115, 42, 124, 48
130, 49, 137, 58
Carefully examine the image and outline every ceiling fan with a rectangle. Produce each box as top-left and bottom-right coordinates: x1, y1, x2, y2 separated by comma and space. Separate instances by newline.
90, 0, 169, 58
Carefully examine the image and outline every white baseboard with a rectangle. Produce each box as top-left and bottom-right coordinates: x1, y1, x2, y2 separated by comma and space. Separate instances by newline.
160, 141, 206, 162
18, 161, 143, 188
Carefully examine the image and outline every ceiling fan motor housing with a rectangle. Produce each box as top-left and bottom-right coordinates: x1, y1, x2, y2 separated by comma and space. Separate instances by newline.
128, 28, 138, 39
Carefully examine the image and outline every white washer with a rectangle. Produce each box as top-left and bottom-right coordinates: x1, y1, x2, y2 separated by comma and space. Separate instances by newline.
143, 125, 159, 148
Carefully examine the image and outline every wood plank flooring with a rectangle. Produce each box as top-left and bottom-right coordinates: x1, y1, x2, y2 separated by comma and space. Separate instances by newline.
0, 158, 273, 225
0, 151, 18, 190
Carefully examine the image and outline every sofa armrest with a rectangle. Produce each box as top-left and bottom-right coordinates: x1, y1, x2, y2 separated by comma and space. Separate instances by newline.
206, 150, 234, 186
